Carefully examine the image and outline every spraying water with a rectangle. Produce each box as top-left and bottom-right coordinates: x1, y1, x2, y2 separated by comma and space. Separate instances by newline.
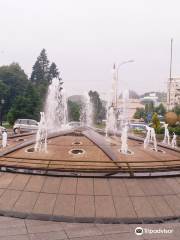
162, 123, 170, 145
120, 124, 128, 154
144, 126, 157, 152
2, 129, 7, 148
80, 92, 93, 127
35, 112, 47, 152
45, 78, 68, 132
171, 132, 177, 148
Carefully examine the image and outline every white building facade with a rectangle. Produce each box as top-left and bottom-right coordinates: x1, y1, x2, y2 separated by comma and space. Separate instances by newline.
167, 77, 180, 110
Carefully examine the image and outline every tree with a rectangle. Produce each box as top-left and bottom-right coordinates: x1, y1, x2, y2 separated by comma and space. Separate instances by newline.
68, 100, 80, 121
0, 63, 28, 117
88, 90, 106, 124
30, 49, 50, 84
7, 83, 41, 125
48, 62, 60, 83
155, 103, 166, 116
173, 105, 180, 115
133, 108, 145, 119
152, 112, 160, 129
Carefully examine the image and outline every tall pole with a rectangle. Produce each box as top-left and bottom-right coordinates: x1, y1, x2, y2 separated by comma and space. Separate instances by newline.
168, 38, 173, 110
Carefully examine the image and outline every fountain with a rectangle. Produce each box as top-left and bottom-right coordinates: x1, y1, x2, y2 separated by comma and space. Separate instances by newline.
144, 126, 157, 152
80, 92, 93, 127
162, 123, 170, 145
45, 78, 68, 132
105, 105, 116, 136
2, 129, 7, 148
120, 123, 128, 154
34, 112, 47, 153
171, 132, 177, 148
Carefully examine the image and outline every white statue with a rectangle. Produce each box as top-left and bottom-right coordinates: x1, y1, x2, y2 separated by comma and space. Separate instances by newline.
120, 124, 128, 154
35, 112, 47, 152
171, 132, 177, 148
163, 123, 170, 145
2, 129, 7, 148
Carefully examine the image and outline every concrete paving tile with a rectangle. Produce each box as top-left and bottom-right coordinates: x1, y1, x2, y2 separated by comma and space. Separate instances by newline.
13, 191, 38, 214
138, 179, 161, 196
24, 175, 45, 192
0, 226, 27, 237
95, 196, 116, 218
32, 193, 56, 215
105, 232, 140, 240
76, 178, 93, 195
148, 196, 174, 218
41, 176, 61, 194
29, 230, 67, 240
164, 195, 180, 216
8, 174, 30, 190
0, 174, 16, 188
124, 179, 145, 196
75, 195, 95, 218
164, 178, 180, 194
0, 235, 29, 240
69, 236, 105, 240
94, 179, 111, 195
150, 179, 175, 195
131, 196, 156, 219
65, 224, 102, 238
0, 190, 21, 211
0, 189, 5, 197
0, 218, 25, 229
53, 194, 75, 217
96, 223, 130, 234
109, 179, 128, 196
26, 221, 63, 234
113, 196, 137, 219
59, 177, 77, 194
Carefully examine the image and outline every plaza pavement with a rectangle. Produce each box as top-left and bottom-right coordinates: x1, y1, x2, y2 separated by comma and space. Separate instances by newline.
0, 172, 180, 224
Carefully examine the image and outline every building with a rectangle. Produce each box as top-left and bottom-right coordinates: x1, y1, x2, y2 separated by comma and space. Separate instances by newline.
118, 98, 144, 120
140, 93, 159, 107
167, 77, 180, 110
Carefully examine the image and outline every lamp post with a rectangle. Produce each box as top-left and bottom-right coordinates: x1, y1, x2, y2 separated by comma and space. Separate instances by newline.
0, 99, 5, 126
115, 60, 134, 107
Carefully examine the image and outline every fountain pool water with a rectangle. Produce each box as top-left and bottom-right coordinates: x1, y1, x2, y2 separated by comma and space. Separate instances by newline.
45, 78, 68, 132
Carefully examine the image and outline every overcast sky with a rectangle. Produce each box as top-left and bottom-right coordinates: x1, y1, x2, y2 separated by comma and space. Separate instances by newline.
0, 0, 180, 97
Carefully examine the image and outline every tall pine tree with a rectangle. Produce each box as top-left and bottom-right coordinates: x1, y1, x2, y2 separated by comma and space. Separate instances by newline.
30, 49, 50, 84
48, 62, 60, 83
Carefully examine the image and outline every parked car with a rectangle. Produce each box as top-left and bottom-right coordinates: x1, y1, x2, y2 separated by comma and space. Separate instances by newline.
13, 119, 39, 134
65, 121, 81, 129
129, 123, 147, 132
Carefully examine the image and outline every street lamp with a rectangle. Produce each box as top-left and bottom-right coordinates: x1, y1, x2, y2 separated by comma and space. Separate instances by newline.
115, 59, 134, 107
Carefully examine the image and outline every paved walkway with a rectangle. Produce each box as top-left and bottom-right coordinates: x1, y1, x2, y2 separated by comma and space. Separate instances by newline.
0, 173, 180, 223
0, 216, 179, 240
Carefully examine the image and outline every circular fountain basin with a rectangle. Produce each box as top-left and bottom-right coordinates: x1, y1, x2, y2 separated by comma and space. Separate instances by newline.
151, 148, 166, 153
16, 138, 25, 142
119, 149, 134, 155
72, 141, 83, 146
26, 147, 35, 153
69, 148, 86, 156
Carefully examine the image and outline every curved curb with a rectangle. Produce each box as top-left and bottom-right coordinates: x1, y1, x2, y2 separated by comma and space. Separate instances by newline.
0, 209, 179, 224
